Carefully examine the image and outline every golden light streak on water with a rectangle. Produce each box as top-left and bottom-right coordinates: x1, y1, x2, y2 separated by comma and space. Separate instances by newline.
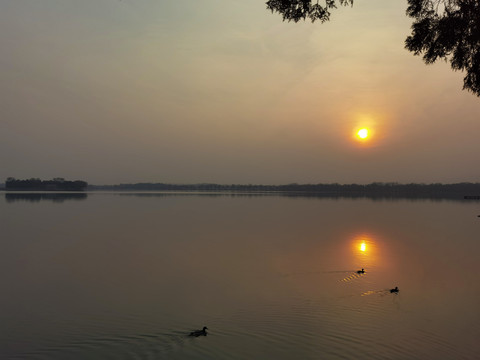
350, 233, 382, 272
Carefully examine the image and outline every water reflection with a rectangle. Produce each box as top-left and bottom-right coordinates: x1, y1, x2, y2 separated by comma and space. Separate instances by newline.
341, 271, 366, 283
104, 190, 475, 202
348, 233, 404, 298
5, 192, 88, 203
1, 195, 479, 359
360, 289, 397, 297
350, 233, 380, 272
340, 232, 394, 287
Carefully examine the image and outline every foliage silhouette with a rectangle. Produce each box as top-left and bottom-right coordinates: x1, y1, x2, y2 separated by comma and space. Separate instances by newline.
265, 0, 353, 23
266, 0, 480, 96
405, 0, 480, 95
5, 177, 88, 191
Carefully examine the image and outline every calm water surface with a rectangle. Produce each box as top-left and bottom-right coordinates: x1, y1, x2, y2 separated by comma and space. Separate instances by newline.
1, 192, 479, 359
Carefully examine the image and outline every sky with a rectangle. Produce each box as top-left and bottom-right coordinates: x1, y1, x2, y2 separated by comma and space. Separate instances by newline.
1, 0, 480, 185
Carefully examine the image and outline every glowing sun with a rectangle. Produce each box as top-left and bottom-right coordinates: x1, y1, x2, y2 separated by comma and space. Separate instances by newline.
357, 128, 369, 139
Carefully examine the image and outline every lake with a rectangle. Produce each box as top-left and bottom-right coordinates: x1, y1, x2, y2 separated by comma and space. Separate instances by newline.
1, 192, 479, 359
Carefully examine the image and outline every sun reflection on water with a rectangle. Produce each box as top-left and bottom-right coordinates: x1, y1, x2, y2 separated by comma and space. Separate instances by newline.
360, 242, 366, 252
351, 233, 380, 270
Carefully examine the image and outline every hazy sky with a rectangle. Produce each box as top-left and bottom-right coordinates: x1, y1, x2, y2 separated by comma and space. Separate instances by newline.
1, 0, 479, 185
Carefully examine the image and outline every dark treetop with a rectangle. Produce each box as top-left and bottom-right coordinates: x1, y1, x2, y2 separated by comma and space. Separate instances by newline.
5, 178, 88, 191
266, 0, 480, 96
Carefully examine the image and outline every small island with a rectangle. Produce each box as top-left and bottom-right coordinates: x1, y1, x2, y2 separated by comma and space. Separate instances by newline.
5, 177, 88, 191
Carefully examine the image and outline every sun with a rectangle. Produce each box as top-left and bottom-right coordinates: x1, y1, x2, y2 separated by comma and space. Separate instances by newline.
357, 128, 369, 139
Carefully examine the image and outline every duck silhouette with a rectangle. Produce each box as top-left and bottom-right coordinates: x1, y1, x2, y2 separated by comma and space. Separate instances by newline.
357, 268, 365, 274
189, 326, 208, 337
390, 286, 399, 293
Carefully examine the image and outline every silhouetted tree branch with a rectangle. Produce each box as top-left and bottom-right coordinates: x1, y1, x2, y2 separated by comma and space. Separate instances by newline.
405, 0, 480, 96
266, 0, 353, 23
266, 0, 480, 96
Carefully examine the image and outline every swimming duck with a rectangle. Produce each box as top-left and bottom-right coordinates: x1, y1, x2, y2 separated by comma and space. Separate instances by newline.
189, 326, 208, 337
390, 286, 399, 293
357, 268, 365, 274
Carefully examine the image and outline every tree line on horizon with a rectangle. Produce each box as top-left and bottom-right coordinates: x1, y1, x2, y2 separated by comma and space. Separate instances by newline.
90, 181, 480, 199
3, 179, 479, 199
5, 178, 88, 191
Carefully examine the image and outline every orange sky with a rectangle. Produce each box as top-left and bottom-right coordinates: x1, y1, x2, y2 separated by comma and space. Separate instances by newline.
1, 0, 479, 184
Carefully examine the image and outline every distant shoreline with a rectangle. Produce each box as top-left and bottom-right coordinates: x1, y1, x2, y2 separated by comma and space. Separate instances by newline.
83, 182, 480, 201
3, 181, 480, 201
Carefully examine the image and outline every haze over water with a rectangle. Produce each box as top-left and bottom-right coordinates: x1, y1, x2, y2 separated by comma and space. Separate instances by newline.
2, 1, 480, 359
2, 192, 479, 359
1, 0, 480, 184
